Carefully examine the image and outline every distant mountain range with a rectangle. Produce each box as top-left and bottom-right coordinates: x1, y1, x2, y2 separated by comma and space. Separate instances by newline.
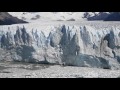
1, 12, 120, 25
9, 12, 111, 22
0, 12, 28, 25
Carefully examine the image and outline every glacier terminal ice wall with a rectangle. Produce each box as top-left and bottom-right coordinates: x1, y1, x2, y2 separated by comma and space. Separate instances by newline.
0, 23, 120, 69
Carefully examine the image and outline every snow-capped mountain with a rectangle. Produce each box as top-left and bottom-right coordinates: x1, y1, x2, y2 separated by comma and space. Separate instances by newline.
8, 12, 111, 22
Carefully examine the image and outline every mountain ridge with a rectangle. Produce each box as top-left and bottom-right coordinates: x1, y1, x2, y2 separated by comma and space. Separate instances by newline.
0, 12, 28, 25
8, 12, 111, 22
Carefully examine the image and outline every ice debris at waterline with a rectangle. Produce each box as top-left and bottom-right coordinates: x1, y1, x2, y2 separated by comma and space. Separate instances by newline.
0, 24, 120, 69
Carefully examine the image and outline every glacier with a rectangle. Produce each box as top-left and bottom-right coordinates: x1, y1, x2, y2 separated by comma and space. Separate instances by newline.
0, 22, 120, 69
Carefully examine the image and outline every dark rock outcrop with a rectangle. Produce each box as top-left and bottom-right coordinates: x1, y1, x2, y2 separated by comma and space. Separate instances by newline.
104, 12, 120, 21
86, 12, 110, 20
0, 12, 28, 25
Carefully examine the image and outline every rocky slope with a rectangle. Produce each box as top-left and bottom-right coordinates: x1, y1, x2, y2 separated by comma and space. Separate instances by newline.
0, 22, 120, 69
104, 12, 120, 21
0, 12, 28, 25
87, 12, 110, 20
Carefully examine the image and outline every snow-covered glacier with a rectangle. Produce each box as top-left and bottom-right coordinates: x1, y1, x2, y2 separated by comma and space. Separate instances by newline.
0, 21, 120, 69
